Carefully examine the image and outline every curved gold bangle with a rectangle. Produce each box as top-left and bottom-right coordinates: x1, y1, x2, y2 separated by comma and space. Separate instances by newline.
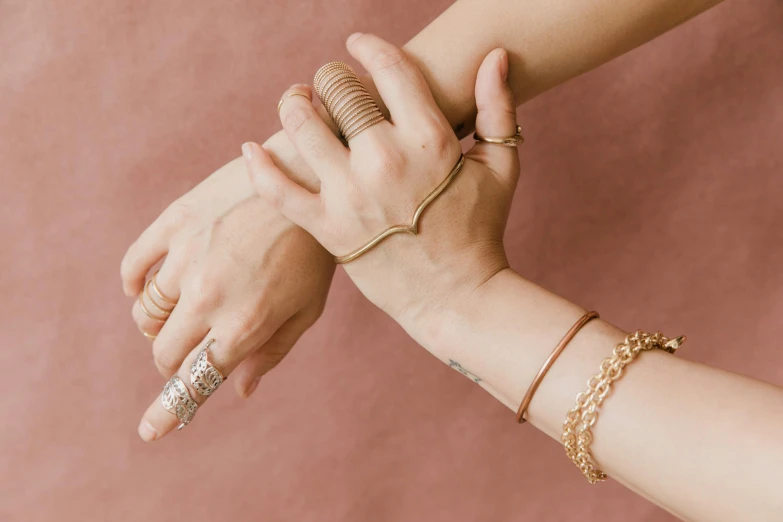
334, 154, 465, 264
150, 271, 178, 306
473, 125, 524, 147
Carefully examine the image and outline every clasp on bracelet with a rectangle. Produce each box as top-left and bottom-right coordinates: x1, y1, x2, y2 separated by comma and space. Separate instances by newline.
663, 335, 687, 354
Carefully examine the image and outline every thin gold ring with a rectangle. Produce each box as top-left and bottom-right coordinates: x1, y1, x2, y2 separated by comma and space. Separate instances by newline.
151, 272, 178, 305
139, 328, 157, 341
277, 92, 312, 113
139, 292, 168, 322
473, 125, 524, 147
143, 279, 172, 317
190, 339, 225, 396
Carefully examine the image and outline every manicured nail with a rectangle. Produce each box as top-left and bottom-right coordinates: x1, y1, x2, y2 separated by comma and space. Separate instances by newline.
137, 420, 158, 442
498, 48, 509, 82
241, 142, 254, 160
347, 32, 363, 47
245, 377, 261, 397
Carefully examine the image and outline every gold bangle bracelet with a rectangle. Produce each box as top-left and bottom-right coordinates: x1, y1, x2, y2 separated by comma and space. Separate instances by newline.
516, 311, 599, 423
562, 330, 686, 483
334, 154, 465, 264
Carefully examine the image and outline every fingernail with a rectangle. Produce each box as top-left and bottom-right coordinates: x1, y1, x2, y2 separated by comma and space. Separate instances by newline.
245, 377, 261, 397
137, 420, 158, 442
498, 48, 509, 82
241, 142, 254, 160
347, 32, 363, 47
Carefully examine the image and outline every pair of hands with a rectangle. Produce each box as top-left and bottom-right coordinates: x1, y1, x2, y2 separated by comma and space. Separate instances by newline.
124, 34, 519, 442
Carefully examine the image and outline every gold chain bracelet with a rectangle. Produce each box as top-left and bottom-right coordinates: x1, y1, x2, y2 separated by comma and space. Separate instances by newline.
562, 330, 686, 484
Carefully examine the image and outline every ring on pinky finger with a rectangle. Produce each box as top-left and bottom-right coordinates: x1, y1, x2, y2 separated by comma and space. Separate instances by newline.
139, 328, 157, 341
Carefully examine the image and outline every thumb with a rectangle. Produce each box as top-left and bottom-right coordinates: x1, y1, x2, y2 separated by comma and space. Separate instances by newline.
470, 48, 520, 180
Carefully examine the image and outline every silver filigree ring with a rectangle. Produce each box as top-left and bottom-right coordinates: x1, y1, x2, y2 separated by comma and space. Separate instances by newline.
190, 339, 224, 397
161, 375, 198, 429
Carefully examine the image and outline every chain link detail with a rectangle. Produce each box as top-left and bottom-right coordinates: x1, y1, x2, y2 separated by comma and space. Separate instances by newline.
562, 330, 686, 484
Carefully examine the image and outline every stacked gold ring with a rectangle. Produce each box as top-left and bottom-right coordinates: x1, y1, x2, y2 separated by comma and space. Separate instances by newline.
313, 62, 385, 141
138, 271, 177, 340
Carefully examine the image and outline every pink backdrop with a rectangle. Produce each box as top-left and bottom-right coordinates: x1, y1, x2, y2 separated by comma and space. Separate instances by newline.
2, 1, 782, 520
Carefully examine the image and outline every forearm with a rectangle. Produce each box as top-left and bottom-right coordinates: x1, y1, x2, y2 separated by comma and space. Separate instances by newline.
264, 0, 722, 184
402, 0, 723, 135
418, 269, 783, 521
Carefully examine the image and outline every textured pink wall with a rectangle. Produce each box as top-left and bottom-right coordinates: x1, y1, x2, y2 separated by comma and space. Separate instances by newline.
1, 1, 782, 521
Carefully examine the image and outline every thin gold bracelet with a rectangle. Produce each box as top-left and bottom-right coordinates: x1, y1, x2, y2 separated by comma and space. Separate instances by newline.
562, 330, 686, 484
334, 154, 466, 264
516, 311, 599, 423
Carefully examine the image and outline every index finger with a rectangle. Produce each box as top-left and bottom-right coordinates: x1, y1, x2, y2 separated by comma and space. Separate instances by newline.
346, 33, 446, 132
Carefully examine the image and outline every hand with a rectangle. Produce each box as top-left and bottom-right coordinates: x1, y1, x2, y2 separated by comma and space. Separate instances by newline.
244, 33, 519, 340
122, 142, 334, 442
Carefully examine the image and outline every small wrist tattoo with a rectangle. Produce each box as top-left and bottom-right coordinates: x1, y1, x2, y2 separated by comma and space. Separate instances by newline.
448, 359, 482, 383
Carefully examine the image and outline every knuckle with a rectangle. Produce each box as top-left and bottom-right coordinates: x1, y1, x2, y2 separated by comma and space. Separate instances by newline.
161, 200, 192, 231
170, 234, 196, 259
282, 106, 313, 135
371, 48, 408, 74
252, 298, 274, 327
419, 124, 457, 159
266, 181, 287, 210
367, 146, 405, 176
120, 249, 137, 282
305, 299, 327, 324
185, 274, 220, 309
232, 313, 258, 340
152, 345, 179, 375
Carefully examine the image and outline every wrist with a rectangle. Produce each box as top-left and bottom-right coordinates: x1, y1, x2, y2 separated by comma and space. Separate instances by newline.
406, 266, 515, 354
345, 241, 508, 346
411, 268, 591, 412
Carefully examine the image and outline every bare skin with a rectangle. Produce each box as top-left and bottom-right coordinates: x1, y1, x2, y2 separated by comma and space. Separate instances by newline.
124, 0, 724, 445
246, 34, 783, 522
